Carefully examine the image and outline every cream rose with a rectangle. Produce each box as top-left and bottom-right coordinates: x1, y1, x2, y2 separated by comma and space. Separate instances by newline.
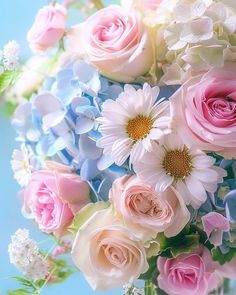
109, 175, 190, 240
71, 207, 148, 290
66, 5, 154, 82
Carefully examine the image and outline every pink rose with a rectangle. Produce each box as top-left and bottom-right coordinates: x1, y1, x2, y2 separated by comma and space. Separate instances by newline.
157, 246, 222, 295
23, 170, 90, 237
66, 5, 154, 82
110, 175, 190, 240
170, 64, 236, 158
27, 3, 67, 52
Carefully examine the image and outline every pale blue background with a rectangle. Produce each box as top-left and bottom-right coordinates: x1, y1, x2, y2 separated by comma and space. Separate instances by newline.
0, 1, 120, 294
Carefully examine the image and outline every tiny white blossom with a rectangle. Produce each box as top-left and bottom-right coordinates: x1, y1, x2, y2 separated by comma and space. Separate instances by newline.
8, 228, 49, 280
11, 144, 37, 187
3, 40, 20, 70
133, 287, 145, 295
123, 284, 145, 295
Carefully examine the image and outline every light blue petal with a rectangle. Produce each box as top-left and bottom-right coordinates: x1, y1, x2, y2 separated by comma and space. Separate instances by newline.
80, 159, 100, 180
79, 134, 102, 159
75, 116, 94, 134
97, 154, 114, 171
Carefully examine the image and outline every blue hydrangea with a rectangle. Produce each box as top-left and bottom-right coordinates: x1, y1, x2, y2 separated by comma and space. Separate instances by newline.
12, 59, 126, 200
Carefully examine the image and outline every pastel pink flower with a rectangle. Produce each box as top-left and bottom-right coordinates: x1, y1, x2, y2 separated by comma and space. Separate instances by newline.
122, 0, 162, 10
109, 175, 190, 240
27, 3, 67, 52
142, 0, 162, 9
23, 170, 90, 237
170, 63, 236, 159
157, 246, 222, 295
66, 5, 153, 82
202, 212, 230, 246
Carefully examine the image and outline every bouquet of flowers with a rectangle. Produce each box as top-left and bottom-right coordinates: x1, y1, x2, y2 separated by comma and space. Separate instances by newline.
4, 0, 236, 294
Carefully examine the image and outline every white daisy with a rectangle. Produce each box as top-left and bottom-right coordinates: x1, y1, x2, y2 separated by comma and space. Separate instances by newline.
11, 144, 36, 187
133, 133, 227, 209
97, 83, 170, 166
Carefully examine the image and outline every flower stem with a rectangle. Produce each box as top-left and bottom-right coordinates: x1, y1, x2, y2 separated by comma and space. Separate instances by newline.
91, 0, 104, 10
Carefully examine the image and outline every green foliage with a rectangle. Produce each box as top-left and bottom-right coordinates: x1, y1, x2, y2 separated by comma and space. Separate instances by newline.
50, 259, 74, 285
8, 289, 34, 295
0, 69, 20, 94
7, 276, 39, 295
144, 280, 157, 295
3, 100, 18, 116
139, 256, 157, 281
158, 226, 200, 258
212, 247, 236, 265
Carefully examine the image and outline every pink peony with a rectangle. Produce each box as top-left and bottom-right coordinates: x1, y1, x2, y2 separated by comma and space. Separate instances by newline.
109, 175, 190, 240
66, 5, 153, 82
27, 3, 67, 52
23, 170, 90, 237
170, 63, 236, 159
157, 246, 222, 295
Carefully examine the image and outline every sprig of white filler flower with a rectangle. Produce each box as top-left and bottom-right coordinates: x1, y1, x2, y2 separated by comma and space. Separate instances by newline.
8, 228, 49, 280
0, 40, 20, 73
123, 283, 145, 295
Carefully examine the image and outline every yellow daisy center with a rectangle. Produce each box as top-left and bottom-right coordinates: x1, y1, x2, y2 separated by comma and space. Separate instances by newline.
22, 160, 28, 170
126, 115, 153, 142
162, 148, 193, 180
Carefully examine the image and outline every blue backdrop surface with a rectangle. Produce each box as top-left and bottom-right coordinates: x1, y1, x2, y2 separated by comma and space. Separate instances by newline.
0, 1, 120, 294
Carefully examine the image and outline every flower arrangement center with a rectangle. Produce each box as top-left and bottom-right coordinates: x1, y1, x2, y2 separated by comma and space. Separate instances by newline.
162, 148, 192, 180
126, 115, 153, 142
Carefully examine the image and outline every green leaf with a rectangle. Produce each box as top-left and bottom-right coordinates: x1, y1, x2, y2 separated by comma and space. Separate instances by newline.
212, 247, 236, 265
7, 289, 32, 295
158, 226, 200, 258
68, 201, 110, 235
139, 256, 157, 280
0, 69, 21, 94
3, 100, 18, 116
12, 276, 34, 288
144, 280, 157, 295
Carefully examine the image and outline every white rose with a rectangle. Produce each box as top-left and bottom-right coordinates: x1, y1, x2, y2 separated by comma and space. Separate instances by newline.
71, 207, 148, 291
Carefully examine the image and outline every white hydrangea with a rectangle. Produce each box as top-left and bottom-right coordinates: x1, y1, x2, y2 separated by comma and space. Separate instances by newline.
146, 0, 236, 85
8, 228, 49, 280
3, 40, 20, 70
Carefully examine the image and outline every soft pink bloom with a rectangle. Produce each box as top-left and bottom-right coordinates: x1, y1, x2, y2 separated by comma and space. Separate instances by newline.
23, 170, 90, 237
109, 175, 190, 240
66, 5, 154, 82
157, 246, 222, 295
202, 212, 230, 246
51, 240, 72, 258
122, 0, 162, 10
27, 3, 67, 52
142, 0, 162, 9
170, 63, 236, 159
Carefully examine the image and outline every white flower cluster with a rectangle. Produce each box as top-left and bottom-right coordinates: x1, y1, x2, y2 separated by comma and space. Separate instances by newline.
0, 40, 20, 72
153, 0, 236, 85
8, 228, 49, 280
123, 284, 145, 295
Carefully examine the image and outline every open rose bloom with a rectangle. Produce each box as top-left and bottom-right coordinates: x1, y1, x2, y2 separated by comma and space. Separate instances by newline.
7, 0, 236, 294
